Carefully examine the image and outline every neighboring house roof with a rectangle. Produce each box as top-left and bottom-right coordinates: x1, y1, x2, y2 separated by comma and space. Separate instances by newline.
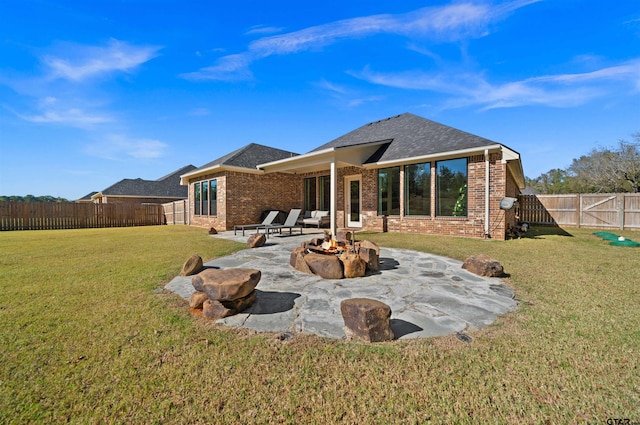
93, 165, 196, 200
77, 192, 98, 202
520, 186, 540, 195
180, 143, 299, 184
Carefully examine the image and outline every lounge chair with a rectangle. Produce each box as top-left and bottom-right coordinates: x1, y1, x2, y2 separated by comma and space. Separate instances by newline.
261, 209, 303, 237
234, 210, 279, 236
302, 210, 330, 228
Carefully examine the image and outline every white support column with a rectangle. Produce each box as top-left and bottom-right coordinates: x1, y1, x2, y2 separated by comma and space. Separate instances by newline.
330, 158, 337, 237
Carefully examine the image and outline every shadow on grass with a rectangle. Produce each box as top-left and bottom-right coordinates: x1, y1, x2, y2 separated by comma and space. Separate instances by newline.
520, 225, 573, 239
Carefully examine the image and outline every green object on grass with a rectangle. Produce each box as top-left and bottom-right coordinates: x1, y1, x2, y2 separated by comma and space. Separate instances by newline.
593, 232, 620, 241
609, 239, 640, 247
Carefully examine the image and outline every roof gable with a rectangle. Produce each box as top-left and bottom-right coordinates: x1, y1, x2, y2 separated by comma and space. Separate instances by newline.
312, 113, 498, 163
194, 143, 299, 171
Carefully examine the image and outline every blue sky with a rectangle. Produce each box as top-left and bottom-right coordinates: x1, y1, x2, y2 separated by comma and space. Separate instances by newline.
1, 0, 638, 200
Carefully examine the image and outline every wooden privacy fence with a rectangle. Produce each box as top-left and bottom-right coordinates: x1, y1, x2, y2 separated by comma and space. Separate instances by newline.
519, 193, 640, 230
162, 200, 189, 225
0, 201, 165, 231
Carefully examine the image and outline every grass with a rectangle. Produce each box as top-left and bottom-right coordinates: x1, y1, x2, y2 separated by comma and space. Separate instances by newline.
0, 225, 638, 423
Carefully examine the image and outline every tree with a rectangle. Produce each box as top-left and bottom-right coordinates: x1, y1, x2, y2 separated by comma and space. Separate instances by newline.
527, 132, 640, 194
568, 134, 640, 193
525, 168, 572, 194
0, 195, 71, 202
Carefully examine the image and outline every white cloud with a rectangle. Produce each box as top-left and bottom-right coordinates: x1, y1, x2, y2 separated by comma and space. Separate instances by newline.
351, 59, 640, 110
182, 1, 537, 81
314, 78, 384, 108
10, 96, 113, 127
189, 107, 211, 116
42, 39, 161, 81
85, 134, 168, 160
181, 53, 253, 81
245, 25, 284, 36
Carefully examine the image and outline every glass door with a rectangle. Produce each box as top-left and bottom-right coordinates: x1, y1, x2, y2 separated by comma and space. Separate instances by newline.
345, 175, 362, 227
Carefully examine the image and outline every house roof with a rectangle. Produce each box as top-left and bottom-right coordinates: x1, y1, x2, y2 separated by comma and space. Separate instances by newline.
312, 112, 503, 163
180, 143, 299, 184
94, 164, 196, 199
259, 112, 525, 187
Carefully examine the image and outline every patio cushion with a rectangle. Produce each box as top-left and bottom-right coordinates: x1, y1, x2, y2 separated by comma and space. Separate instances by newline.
303, 211, 330, 227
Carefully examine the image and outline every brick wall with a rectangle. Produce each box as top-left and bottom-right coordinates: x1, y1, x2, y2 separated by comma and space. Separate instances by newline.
354, 153, 513, 239
189, 171, 301, 230
187, 153, 518, 238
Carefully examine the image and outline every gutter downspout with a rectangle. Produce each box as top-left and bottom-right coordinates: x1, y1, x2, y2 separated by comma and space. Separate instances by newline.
485, 149, 490, 238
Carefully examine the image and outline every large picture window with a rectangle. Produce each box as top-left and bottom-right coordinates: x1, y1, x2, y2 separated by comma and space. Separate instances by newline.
378, 167, 400, 215
319, 175, 330, 211
194, 182, 201, 216
194, 179, 217, 216
405, 163, 431, 216
436, 158, 467, 217
303, 177, 317, 212
209, 180, 217, 216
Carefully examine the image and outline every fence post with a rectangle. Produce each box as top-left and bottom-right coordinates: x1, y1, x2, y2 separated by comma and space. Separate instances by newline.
618, 194, 625, 230
577, 194, 582, 228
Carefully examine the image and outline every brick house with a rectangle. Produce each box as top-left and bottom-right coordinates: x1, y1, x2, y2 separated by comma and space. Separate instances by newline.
181, 113, 525, 239
90, 165, 196, 205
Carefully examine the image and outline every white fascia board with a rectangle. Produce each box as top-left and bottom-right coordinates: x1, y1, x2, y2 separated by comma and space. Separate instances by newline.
179, 164, 263, 185
501, 145, 521, 161
362, 144, 504, 169
257, 148, 336, 172
258, 141, 389, 173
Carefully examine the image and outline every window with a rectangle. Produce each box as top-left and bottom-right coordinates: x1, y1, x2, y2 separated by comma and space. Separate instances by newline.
201, 180, 209, 216
194, 182, 201, 216
303, 177, 316, 212
436, 158, 467, 217
209, 180, 217, 216
405, 163, 431, 216
378, 167, 400, 215
318, 175, 330, 211
194, 179, 217, 216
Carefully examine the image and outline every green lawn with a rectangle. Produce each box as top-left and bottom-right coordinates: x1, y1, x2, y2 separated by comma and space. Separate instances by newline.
0, 225, 638, 423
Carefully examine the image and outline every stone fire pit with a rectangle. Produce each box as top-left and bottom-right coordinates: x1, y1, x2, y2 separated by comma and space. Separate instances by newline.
290, 236, 380, 279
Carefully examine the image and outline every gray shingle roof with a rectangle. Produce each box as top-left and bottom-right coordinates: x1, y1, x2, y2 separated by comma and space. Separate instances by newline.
193, 143, 299, 171
101, 164, 196, 198
311, 113, 500, 163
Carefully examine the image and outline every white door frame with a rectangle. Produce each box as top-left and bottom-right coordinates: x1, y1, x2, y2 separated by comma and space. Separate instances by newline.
345, 175, 362, 228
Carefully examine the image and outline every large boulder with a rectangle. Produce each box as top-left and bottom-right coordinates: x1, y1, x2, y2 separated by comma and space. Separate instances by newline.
336, 229, 353, 244
202, 290, 258, 319
180, 254, 204, 276
359, 240, 380, 256
339, 252, 367, 278
290, 246, 313, 275
189, 291, 209, 309
462, 254, 504, 277
192, 268, 261, 301
358, 246, 379, 272
304, 252, 344, 279
247, 233, 266, 248
340, 298, 394, 342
